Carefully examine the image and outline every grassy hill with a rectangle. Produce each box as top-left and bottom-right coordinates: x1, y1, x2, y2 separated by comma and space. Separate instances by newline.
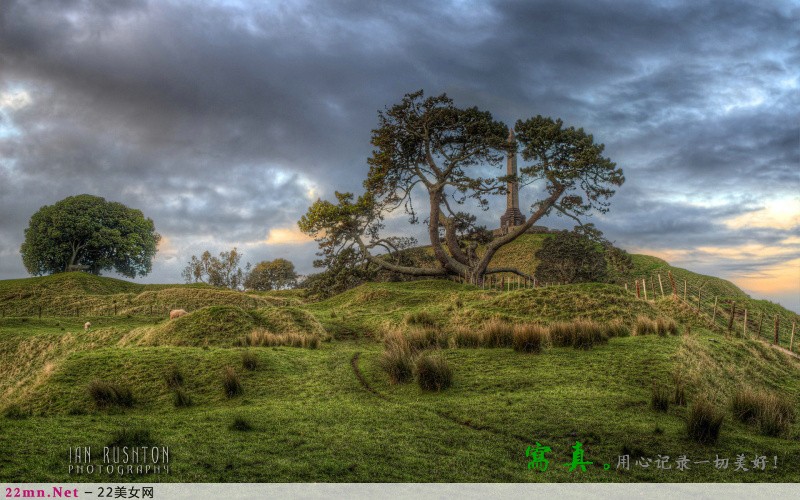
1, 243, 799, 482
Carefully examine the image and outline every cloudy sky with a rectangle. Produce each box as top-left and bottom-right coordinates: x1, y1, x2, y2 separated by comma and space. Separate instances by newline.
0, 0, 797, 312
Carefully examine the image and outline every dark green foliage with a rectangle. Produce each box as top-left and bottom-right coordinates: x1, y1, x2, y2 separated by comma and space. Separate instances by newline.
182, 248, 247, 289
415, 353, 453, 392
107, 428, 154, 448
21, 194, 160, 277
173, 388, 193, 408
88, 380, 134, 408
223, 367, 243, 398
687, 399, 724, 444
3, 404, 29, 419
242, 351, 258, 371
534, 230, 607, 285
230, 417, 254, 432
512, 324, 548, 353
651, 386, 670, 412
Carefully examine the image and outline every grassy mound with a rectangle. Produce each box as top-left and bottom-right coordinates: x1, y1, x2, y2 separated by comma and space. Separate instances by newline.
122, 306, 261, 347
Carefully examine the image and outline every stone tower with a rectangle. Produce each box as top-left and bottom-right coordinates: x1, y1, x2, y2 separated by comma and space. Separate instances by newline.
499, 129, 526, 231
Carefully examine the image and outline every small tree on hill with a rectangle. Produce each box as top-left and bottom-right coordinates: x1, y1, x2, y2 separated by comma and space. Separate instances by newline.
298, 90, 624, 283
534, 230, 607, 284
20, 194, 160, 277
244, 258, 299, 291
181, 248, 249, 290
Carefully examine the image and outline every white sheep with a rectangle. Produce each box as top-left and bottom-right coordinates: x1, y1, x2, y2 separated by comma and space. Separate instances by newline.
170, 309, 188, 320
84, 321, 91, 331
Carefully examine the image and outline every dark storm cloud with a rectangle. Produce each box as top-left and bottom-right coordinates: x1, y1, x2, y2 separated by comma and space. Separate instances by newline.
0, 0, 797, 308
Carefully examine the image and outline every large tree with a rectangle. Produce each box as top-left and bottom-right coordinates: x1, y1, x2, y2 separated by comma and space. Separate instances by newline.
244, 258, 299, 291
21, 194, 160, 278
299, 90, 624, 282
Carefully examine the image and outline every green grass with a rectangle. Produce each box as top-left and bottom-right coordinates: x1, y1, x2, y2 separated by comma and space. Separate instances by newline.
1, 265, 799, 482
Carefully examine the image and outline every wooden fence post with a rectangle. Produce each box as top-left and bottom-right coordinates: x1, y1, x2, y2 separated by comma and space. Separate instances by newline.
743, 309, 747, 337
757, 311, 764, 338
773, 315, 780, 345
791, 322, 796, 352
657, 274, 664, 298
624, 283, 628, 292
683, 280, 687, 303
696, 290, 701, 317
643, 279, 648, 301
727, 301, 736, 336
636, 280, 641, 299
668, 271, 677, 297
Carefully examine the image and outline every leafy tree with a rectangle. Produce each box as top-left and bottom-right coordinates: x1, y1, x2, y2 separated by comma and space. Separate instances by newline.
299, 90, 624, 283
20, 194, 160, 277
181, 247, 249, 289
244, 258, 299, 291
534, 230, 607, 284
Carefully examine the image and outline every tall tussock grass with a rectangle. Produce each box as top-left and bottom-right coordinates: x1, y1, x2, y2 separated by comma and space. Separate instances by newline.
549, 320, 608, 349
88, 380, 134, 408
732, 387, 795, 437
483, 318, 514, 348
452, 326, 483, 348
687, 398, 724, 444
223, 366, 243, 398
380, 343, 415, 384
405, 310, 438, 328
634, 316, 679, 336
512, 324, 549, 353
415, 353, 453, 392
241, 329, 320, 349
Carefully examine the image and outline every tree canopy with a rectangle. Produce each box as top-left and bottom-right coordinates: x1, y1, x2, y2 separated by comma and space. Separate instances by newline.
299, 90, 624, 282
244, 258, 299, 291
20, 194, 160, 278
181, 247, 248, 290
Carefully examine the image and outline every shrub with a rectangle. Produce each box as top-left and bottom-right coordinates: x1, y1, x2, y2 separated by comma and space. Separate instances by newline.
242, 351, 258, 371
453, 327, 483, 348
415, 353, 453, 392
88, 380, 134, 408
651, 385, 670, 412
164, 365, 184, 389
223, 367, 243, 398
512, 324, 549, 353
380, 345, 415, 384
107, 428, 153, 447
483, 318, 514, 348
173, 388, 193, 408
687, 398, 724, 444
732, 387, 795, 437
230, 417, 254, 432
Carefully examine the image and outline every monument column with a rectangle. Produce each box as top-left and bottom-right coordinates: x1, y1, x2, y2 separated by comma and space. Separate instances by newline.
499, 129, 526, 231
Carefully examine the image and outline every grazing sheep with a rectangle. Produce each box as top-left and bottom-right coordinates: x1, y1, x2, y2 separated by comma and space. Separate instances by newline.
170, 309, 188, 320
84, 322, 91, 331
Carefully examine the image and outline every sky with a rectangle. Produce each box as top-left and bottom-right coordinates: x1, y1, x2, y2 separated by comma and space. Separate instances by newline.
0, 0, 797, 312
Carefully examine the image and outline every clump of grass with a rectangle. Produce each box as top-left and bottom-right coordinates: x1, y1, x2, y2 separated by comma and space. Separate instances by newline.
405, 326, 448, 350
512, 324, 549, 353
687, 398, 724, 444
173, 388, 193, 408
164, 365, 184, 389
549, 321, 574, 347
633, 316, 657, 336
415, 353, 453, 392
242, 351, 258, 371
651, 385, 671, 412
230, 416, 254, 432
242, 329, 321, 348
548, 320, 607, 349
3, 404, 29, 419
483, 318, 514, 348
107, 428, 154, 447
88, 380, 134, 408
732, 387, 795, 437
604, 319, 630, 338
672, 373, 687, 406
452, 326, 483, 348
405, 310, 438, 328
379, 344, 415, 384
223, 366, 243, 398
